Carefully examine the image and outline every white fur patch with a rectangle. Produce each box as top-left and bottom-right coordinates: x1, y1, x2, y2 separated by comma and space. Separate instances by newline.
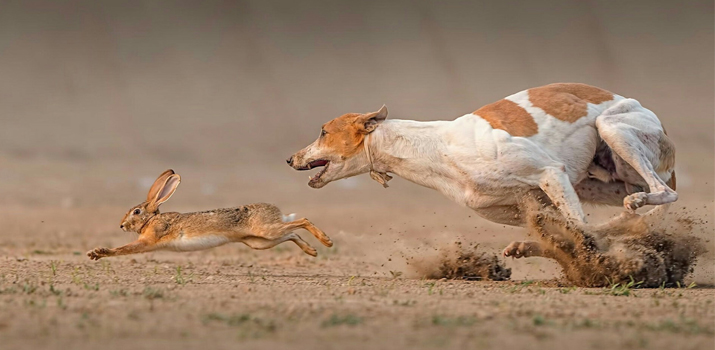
282, 213, 296, 222
165, 235, 230, 252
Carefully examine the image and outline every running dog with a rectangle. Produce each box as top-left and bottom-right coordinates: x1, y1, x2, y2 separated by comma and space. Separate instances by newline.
286, 83, 677, 257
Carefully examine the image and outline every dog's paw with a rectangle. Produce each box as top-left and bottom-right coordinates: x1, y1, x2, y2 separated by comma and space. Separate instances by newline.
503, 241, 526, 258
87, 247, 110, 260
624, 192, 648, 212
503, 241, 542, 258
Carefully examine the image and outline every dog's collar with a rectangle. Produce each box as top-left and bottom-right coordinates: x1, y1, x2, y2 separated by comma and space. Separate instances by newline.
364, 133, 392, 188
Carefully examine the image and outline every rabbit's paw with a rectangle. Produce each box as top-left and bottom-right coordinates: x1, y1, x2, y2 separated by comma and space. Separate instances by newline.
87, 247, 111, 260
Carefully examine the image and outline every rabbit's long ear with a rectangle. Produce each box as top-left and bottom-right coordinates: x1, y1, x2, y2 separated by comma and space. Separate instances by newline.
147, 169, 175, 202
154, 174, 181, 207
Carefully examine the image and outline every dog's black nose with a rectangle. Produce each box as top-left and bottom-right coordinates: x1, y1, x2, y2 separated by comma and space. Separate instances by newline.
286, 156, 293, 166
120, 224, 124, 229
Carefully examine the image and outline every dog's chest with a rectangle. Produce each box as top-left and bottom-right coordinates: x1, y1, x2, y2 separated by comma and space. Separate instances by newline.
438, 125, 582, 208
463, 172, 534, 208
436, 155, 530, 208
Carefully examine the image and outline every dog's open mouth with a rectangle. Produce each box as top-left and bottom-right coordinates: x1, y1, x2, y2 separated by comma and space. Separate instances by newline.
303, 159, 330, 185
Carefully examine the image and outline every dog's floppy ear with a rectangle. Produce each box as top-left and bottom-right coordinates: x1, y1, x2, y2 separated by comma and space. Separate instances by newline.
357, 105, 388, 133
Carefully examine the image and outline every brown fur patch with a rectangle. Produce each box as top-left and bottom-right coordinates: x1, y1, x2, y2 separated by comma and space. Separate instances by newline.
319, 113, 368, 158
666, 171, 677, 191
660, 127, 676, 190
657, 132, 676, 174
473, 99, 538, 137
528, 83, 614, 122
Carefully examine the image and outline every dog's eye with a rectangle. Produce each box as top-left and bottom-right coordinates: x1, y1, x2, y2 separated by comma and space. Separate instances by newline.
320, 129, 327, 137
133, 209, 141, 215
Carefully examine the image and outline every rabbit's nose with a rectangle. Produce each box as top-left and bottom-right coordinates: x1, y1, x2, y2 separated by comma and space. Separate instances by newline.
286, 156, 293, 166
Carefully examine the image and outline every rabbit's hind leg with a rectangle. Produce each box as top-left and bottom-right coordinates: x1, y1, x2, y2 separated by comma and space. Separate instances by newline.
248, 204, 332, 247
280, 218, 333, 247
285, 233, 318, 257
241, 233, 317, 257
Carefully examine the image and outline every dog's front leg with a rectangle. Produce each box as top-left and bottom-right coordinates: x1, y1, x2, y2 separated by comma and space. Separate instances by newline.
502, 241, 558, 259
538, 166, 587, 226
472, 205, 525, 227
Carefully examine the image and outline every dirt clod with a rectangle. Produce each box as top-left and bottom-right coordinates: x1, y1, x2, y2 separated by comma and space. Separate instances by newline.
521, 194, 705, 287
412, 242, 511, 281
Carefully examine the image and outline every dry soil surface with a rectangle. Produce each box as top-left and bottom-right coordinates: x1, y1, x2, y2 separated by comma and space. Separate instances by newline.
1, 1, 713, 349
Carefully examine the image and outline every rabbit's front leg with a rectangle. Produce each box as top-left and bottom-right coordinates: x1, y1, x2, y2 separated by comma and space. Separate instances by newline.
87, 239, 155, 260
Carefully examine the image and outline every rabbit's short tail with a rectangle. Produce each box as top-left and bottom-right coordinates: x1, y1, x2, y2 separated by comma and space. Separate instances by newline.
282, 213, 297, 222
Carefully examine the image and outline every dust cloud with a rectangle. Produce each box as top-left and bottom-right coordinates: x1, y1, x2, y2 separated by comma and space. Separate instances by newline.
521, 195, 705, 287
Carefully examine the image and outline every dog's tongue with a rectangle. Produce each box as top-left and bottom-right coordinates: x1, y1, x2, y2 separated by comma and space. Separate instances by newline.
308, 159, 328, 168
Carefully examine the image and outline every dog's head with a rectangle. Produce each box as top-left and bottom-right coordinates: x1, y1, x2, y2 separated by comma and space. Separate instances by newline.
287, 106, 388, 188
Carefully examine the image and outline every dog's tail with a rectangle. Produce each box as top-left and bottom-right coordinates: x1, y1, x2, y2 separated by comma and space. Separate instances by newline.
658, 128, 676, 190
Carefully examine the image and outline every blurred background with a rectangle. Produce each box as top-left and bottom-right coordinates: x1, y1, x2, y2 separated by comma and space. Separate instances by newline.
0, 0, 712, 281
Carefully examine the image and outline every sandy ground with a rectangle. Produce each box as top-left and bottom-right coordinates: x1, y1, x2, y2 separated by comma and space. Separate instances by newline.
1, 1, 714, 349
0, 182, 713, 350
1, 241, 713, 350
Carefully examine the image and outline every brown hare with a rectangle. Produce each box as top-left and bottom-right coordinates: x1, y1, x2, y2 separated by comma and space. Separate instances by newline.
87, 169, 332, 260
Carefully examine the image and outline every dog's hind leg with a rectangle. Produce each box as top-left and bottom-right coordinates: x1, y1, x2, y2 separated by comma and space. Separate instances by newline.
595, 99, 677, 212
574, 178, 629, 206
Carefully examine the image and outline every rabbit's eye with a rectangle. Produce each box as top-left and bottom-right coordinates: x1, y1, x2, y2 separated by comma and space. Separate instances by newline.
133, 209, 141, 215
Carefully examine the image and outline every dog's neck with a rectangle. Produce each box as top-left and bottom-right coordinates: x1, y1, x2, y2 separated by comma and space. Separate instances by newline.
366, 119, 466, 199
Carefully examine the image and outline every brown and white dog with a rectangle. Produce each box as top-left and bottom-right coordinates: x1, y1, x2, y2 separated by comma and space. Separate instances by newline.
287, 83, 677, 257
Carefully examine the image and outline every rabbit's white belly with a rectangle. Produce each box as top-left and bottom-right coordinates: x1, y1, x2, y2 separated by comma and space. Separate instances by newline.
165, 234, 230, 251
